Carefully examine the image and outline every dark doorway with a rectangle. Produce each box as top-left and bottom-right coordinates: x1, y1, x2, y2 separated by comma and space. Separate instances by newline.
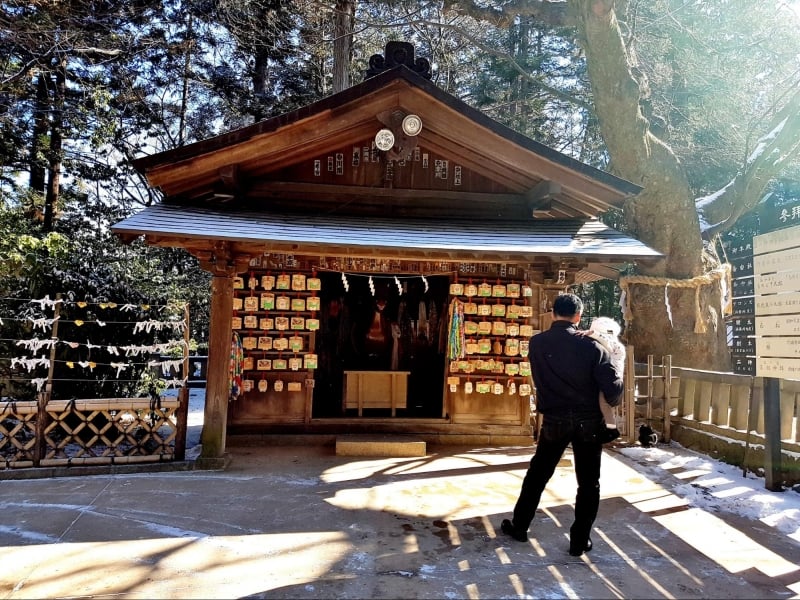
312, 271, 449, 418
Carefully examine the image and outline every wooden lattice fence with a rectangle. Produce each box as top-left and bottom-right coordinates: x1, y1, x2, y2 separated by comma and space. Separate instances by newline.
1, 297, 190, 471
1, 397, 181, 467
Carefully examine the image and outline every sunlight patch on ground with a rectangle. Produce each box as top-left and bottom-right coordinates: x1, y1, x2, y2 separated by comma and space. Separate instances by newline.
2, 532, 350, 599
654, 507, 800, 579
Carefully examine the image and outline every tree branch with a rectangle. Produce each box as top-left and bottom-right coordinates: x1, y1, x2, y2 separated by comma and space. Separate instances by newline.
699, 85, 800, 238
72, 46, 123, 59
443, 0, 573, 28
355, 3, 588, 109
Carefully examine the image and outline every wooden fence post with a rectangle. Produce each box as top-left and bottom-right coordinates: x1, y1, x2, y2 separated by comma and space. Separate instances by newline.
763, 376, 783, 491
662, 355, 671, 443
624, 345, 635, 443
35, 293, 61, 466
645, 355, 654, 427
174, 302, 190, 461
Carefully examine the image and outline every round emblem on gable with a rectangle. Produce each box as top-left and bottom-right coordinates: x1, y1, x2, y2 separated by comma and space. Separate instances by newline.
375, 128, 395, 151
401, 114, 422, 136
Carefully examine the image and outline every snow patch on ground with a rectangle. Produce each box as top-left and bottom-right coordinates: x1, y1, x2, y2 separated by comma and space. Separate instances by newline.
618, 443, 800, 543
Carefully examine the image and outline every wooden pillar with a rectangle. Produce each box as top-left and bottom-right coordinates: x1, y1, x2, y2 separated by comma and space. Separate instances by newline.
197, 273, 233, 466
194, 243, 250, 469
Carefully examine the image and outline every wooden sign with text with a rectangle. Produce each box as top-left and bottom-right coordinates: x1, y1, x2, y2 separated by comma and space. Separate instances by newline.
753, 223, 800, 378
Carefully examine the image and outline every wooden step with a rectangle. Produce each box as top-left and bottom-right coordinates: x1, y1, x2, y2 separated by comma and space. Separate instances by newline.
335, 434, 427, 457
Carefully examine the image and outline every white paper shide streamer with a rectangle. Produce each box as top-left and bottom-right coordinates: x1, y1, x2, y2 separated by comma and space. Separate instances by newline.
664, 283, 673, 327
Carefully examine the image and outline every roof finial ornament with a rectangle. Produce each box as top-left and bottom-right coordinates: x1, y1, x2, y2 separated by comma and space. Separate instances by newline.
365, 41, 432, 80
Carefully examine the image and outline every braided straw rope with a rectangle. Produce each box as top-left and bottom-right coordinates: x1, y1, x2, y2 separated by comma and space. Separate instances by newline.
619, 264, 732, 334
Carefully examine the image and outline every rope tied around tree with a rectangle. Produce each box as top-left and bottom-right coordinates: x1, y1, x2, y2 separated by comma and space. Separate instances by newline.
619, 264, 732, 334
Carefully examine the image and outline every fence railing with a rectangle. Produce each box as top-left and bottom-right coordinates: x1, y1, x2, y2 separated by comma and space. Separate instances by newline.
631, 355, 800, 486
0, 397, 181, 468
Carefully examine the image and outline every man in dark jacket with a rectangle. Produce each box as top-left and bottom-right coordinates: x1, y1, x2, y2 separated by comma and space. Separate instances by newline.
500, 293, 624, 556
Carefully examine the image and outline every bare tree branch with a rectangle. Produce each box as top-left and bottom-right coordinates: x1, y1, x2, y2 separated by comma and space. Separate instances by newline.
699, 85, 800, 238
442, 0, 573, 28
354, 4, 590, 109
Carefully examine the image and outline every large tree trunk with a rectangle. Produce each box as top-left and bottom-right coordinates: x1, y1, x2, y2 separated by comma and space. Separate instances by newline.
251, 50, 269, 122
30, 72, 49, 195
178, 13, 194, 146
442, 0, 733, 368
574, 0, 730, 369
43, 55, 66, 233
332, 0, 356, 93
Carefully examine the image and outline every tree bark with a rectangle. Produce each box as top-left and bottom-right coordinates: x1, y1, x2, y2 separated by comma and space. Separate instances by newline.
178, 13, 194, 147
332, 0, 356, 93
43, 55, 66, 233
251, 49, 270, 122
573, 0, 729, 369
30, 72, 49, 196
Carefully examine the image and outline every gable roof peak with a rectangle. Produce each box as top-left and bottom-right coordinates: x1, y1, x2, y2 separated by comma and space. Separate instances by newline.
365, 41, 432, 81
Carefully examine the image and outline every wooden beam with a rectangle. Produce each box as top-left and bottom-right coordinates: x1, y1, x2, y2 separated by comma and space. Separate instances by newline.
150, 122, 380, 197
144, 90, 400, 195
139, 233, 648, 265
219, 164, 240, 189
525, 180, 561, 210
246, 181, 522, 204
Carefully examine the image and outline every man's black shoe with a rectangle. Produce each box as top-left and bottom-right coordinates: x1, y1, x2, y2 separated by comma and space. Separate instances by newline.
500, 519, 527, 542
569, 537, 593, 556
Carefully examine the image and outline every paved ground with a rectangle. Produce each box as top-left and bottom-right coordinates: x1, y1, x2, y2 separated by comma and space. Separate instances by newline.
1, 443, 799, 599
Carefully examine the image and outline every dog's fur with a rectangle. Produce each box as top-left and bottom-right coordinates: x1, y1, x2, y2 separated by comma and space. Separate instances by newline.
638, 424, 658, 447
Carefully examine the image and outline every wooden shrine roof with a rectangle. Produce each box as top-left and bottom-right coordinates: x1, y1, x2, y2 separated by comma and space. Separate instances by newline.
112, 204, 663, 266
119, 49, 662, 277
129, 65, 642, 220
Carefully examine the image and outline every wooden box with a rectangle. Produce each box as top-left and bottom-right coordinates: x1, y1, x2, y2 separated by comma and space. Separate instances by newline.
343, 370, 409, 416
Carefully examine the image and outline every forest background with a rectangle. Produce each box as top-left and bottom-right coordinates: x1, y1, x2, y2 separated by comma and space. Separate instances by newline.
1, 0, 799, 401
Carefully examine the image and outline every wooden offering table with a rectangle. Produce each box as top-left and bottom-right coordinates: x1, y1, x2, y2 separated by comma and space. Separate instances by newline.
343, 370, 410, 416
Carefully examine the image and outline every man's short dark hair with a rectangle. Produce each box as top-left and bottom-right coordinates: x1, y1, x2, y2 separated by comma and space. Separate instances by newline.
552, 293, 583, 318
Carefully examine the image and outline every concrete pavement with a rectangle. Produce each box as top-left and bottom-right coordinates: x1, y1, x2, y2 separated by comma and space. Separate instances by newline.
1, 443, 799, 599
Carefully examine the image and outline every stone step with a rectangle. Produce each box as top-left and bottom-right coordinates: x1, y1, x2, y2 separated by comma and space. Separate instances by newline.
335, 434, 427, 457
